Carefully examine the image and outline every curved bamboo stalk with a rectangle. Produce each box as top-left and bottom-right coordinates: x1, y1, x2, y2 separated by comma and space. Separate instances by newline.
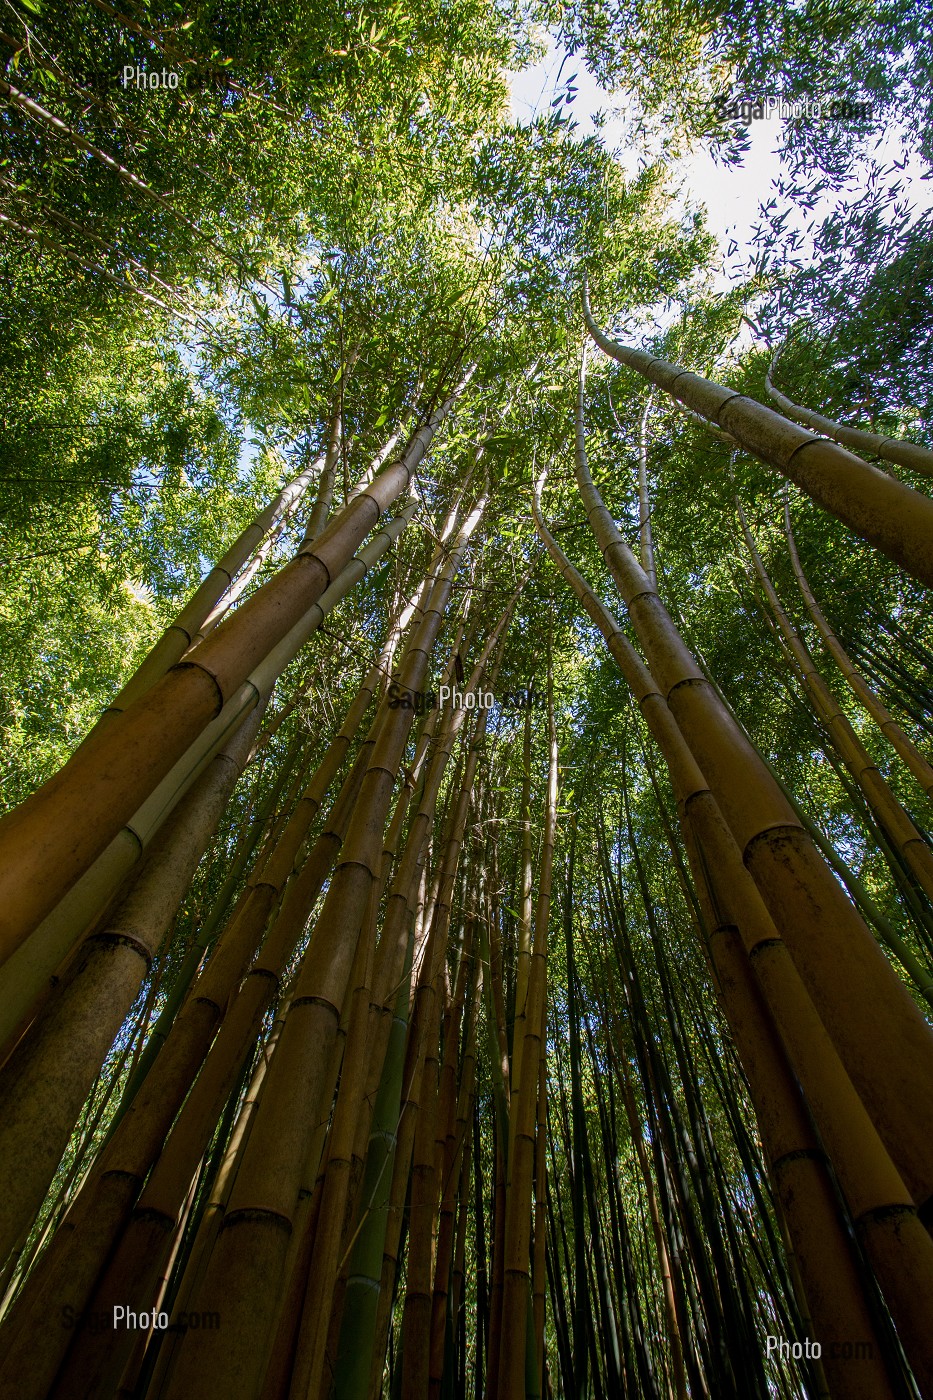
582, 283, 933, 588
783, 498, 933, 799
766, 339, 933, 480
690, 795, 933, 1394
569, 351, 933, 1216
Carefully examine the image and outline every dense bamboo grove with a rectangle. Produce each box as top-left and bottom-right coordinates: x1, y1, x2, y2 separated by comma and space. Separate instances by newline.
2, 2, 933, 1397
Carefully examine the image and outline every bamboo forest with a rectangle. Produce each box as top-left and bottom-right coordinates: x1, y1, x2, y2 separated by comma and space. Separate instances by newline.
2, 1, 933, 1396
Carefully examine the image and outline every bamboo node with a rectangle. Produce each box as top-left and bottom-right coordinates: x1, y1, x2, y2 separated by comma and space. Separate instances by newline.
770, 1146, 827, 1172
222, 1206, 293, 1234
86, 930, 154, 967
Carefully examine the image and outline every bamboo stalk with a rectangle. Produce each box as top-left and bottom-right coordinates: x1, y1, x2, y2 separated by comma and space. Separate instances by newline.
765, 339, 933, 480
109, 727, 311, 1127
299, 379, 357, 549
637, 390, 657, 591
315, 612, 512, 1386
783, 497, 933, 799
508, 702, 535, 1129
283, 884, 381, 1400
583, 283, 933, 588
0, 702, 263, 1269
737, 499, 933, 906
498, 671, 557, 1400
330, 636, 504, 1400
